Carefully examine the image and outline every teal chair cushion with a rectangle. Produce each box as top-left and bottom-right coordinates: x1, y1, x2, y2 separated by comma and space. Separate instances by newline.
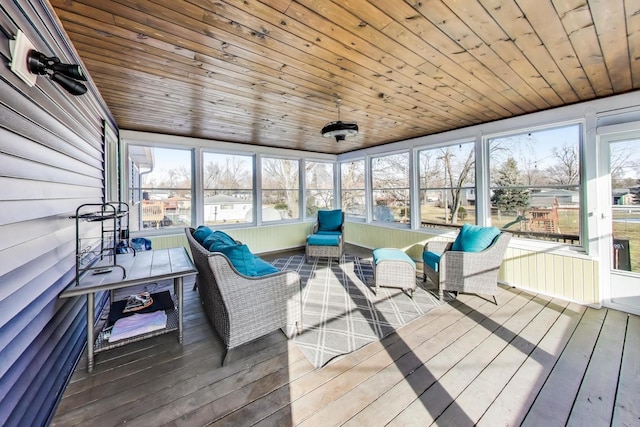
218, 244, 257, 276
253, 256, 280, 276
193, 226, 213, 244
372, 248, 416, 269
315, 230, 342, 236
452, 223, 501, 253
422, 251, 441, 272
307, 234, 340, 246
317, 209, 343, 232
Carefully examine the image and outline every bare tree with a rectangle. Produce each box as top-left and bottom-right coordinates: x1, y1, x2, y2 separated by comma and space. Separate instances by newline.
341, 161, 365, 215
262, 158, 298, 189
262, 158, 299, 217
441, 147, 475, 224
419, 145, 475, 224
203, 161, 223, 189
306, 162, 333, 189
204, 156, 251, 191
170, 165, 191, 185
520, 159, 545, 186
546, 143, 579, 185
145, 165, 190, 195
372, 153, 409, 207
306, 162, 334, 213
419, 150, 441, 190
610, 143, 640, 187
445, 149, 475, 224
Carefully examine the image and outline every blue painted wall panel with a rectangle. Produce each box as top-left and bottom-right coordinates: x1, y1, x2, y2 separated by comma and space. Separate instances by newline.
0, 1, 116, 425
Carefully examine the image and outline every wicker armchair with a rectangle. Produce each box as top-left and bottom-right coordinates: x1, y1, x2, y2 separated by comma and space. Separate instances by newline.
185, 228, 302, 365
305, 210, 345, 262
423, 232, 511, 303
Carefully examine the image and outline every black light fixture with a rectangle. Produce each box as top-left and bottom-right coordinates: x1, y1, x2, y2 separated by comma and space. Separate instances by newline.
321, 99, 358, 142
26, 50, 87, 95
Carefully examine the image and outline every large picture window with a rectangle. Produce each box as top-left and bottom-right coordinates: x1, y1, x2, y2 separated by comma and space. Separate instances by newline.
489, 124, 582, 244
120, 121, 584, 249
371, 152, 410, 223
129, 145, 193, 230
203, 152, 253, 225
305, 161, 334, 216
419, 143, 476, 228
261, 157, 300, 221
341, 160, 365, 218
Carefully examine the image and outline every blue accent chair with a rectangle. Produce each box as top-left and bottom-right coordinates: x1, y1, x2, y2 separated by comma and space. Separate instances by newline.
305, 209, 345, 262
423, 224, 511, 303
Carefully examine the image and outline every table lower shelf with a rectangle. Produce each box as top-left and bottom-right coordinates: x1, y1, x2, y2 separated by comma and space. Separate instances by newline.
94, 306, 179, 353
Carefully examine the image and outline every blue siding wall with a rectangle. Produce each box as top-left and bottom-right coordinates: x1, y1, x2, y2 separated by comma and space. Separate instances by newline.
0, 1, 115, 425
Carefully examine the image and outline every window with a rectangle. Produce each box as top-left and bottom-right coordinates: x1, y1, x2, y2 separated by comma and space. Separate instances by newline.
203, 152, 254, 225
609, 137, 640, 272
305, 161, 334, 216
371, 153, 410, 223
341, 160, 365, 218
419, 143, 476, 228
261, 157, 300, 221
488, 124, 582, 244
129, 145, 192, 230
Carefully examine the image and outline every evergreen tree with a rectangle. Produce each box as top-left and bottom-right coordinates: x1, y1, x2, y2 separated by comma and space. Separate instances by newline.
491, 157, 530, 211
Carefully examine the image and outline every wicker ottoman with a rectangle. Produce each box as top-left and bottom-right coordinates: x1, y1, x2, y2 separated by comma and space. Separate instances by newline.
372, 248, 417, 297
306, 233, 343, 262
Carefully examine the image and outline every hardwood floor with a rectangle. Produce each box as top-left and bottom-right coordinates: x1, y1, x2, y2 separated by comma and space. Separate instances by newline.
51, 247, 639, 426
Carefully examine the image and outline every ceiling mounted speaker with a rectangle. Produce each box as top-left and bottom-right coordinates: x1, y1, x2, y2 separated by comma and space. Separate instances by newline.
321, 99, 358, 142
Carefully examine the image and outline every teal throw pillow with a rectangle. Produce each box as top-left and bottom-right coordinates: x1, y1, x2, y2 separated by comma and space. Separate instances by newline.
193, 226, 213, 244
452, 223, 500, 253
213, 230, 237, 246
203, 234, 221, 251
451, 229, 464, 251
318, 209, 343, 232
218, 244, 257, 276
204, 230, 239, 252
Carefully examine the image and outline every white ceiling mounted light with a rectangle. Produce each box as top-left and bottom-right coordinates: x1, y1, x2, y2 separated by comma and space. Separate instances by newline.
321, 99, 358, 142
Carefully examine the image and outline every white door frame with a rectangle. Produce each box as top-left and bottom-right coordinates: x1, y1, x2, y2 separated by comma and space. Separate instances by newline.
596, 122, 640, 315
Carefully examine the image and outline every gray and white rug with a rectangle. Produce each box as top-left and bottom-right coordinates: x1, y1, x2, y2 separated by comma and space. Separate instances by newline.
271, 254, 443, 368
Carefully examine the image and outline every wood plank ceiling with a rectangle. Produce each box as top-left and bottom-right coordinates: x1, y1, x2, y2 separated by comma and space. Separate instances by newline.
49, 0, 640, 154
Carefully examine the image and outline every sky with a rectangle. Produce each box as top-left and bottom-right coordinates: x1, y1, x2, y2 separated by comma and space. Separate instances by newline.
489, 124, 581, 170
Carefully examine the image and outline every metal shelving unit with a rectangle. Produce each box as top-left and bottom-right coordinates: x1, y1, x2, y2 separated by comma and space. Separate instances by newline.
72, 202, 134, 286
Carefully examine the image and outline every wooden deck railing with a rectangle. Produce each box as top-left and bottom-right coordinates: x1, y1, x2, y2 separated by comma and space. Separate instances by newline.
420, 221, 580, 245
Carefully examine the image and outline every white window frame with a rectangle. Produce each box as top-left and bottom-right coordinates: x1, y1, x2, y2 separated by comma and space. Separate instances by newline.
370, 151, 411, 227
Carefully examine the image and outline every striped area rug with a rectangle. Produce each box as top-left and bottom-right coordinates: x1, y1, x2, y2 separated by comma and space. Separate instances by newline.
271, 254, 443, 368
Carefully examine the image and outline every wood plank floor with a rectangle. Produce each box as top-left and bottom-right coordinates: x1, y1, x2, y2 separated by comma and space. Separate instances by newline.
51, 247, 639, 427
